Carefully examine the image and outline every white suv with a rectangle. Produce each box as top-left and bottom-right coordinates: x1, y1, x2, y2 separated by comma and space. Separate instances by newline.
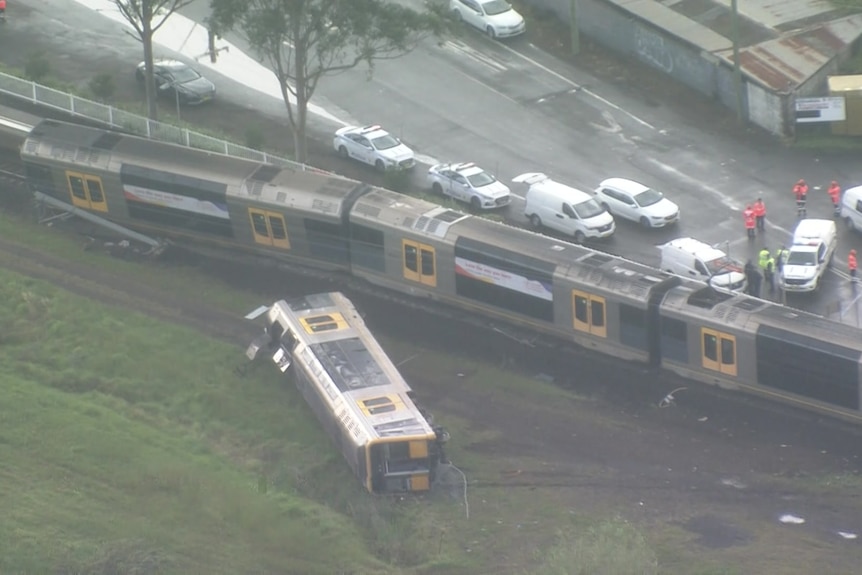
427, 162, 511, 209
780, 219, 838, 293
333, 125, 415, 171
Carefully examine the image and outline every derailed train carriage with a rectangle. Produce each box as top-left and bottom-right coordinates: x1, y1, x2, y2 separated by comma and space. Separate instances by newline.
246, 291, 448, 493
18, 118, 862, 423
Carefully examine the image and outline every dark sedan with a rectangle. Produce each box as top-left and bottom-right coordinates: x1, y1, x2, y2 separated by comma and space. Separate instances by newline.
135, 59, 216, 106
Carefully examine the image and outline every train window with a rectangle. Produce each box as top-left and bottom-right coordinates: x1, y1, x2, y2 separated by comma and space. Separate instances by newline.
68, 174, 87, 201
404, 243, 418, 274
660, 318, 688, 363
572, 290, 606, 338
701, 328, 737, 376
402, 240, 437, 287
619, 304, 648, 350
350, 224, 386, 272
248, 208, 291, 250
300, 312, 348, 334
421, 249, 435, 276
250, 211, 269, 238
87, 178, 104, 203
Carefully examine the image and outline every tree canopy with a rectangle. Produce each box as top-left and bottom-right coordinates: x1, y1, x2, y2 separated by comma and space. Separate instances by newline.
113, 0, 197, 120
209, 0, 444, 163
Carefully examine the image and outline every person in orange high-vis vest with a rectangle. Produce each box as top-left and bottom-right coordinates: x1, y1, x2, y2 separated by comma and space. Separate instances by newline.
828, 181, 841, 217
793, 179, 808, 217
752, 197, 766, 231
850, 249, 858, 281
743, 205, 756, 239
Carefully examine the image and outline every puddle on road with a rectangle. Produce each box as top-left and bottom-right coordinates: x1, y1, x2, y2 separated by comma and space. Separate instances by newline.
683, 514, 751, 549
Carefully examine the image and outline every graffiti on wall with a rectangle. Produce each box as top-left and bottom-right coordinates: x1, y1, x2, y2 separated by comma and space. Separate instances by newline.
634, 25, 673, 74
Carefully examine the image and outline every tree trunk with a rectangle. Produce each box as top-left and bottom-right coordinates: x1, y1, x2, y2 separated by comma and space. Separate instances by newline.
143, 26, 158, 121
294, 78, 309, 165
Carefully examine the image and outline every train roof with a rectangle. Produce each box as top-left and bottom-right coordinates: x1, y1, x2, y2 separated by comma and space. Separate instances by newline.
24, 119, 262, 183
268, 292, 435, 442
350, 187, 471, 238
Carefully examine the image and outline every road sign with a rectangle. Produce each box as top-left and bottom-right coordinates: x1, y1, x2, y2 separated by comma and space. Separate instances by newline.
795, 97, 846, 123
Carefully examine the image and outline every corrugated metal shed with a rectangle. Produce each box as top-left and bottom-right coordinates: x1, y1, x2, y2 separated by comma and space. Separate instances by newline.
714, 14, 862, 91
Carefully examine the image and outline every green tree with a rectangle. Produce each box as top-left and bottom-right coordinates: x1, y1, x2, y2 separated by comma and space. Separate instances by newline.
208, 0, 444, 163
113, 0, 197, 121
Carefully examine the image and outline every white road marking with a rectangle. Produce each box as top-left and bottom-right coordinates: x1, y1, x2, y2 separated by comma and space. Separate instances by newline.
644, 157, 742, 211
447, 64, 520, 105
494, 42, 657, 131
442, 40, 508, 73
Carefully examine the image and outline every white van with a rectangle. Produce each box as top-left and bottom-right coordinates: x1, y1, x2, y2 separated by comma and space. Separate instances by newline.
841, 185, 862, 233
514, 173, 615, 242
659, 237, 747, 292
780, 219, 837, 293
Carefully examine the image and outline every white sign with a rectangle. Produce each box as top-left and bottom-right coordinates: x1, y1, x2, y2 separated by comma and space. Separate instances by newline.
795, 97, 846, 123
455, 257, 553, 301
123, 185, 230, 220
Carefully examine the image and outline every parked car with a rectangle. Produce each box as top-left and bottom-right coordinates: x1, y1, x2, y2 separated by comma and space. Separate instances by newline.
427, 162, 511, 209
780, 219, 838, 293
135, 60, 216, 105
594, 178, 680, 228
333, 125, 415, 171
515, 172, 614, 243
449, 0, 526, 39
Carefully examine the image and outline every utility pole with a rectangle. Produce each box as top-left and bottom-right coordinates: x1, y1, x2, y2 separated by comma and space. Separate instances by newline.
731, 0, 744, 123
570, 0, 580, 56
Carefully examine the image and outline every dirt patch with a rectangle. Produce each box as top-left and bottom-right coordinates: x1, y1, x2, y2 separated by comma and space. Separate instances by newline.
683, 514, 752, 549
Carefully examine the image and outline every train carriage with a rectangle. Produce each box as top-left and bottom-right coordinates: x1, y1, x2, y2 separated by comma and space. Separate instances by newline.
247, 292, 446, 493
20, 119, 366, 270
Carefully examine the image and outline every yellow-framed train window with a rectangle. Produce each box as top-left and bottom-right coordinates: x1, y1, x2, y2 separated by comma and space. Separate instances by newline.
402, 239, 436, 287
66, 171, 108, 212
572, 290, 607, 338
248, 208, 291, 249
701, 328, 737, 376
299, 312, 349, 334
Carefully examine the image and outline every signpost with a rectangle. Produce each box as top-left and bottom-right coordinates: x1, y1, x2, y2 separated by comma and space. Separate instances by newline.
795, 97, 846, 123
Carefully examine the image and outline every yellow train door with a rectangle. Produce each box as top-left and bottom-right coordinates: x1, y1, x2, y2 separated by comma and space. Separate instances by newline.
572, 290, 607, 338
66, 172, 108, 213
248, 208, 291, 250
402, 239, 437, 287
701, 328, 737, 376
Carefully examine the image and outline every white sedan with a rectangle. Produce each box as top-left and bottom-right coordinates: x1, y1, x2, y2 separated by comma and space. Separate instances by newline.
594, 178, 680, 228
333, 125, 415, 171
450, 0, 526, 39
427, 162, 512, 209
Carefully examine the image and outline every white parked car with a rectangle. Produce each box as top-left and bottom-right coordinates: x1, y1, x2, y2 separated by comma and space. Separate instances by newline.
333, 125, 415, 171
780, 219, 838, 293
594, 178, 680, 228
450, 0, 526, 39
427, 162, 511, 209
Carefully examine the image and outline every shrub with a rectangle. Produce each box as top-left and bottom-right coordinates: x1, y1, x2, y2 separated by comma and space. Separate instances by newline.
25, 52, 51, 82
89, 73, 117, 103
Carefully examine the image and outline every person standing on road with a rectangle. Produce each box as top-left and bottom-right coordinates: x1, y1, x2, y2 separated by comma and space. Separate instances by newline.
743, 205, 756, 239
744, 260, 762, 297
828, 180, 841, 217
753, 197, 766, 231
794, 179, 808, 218
774, 245, 789, 274
850, 249, 857, 282
759, 247, 775, 295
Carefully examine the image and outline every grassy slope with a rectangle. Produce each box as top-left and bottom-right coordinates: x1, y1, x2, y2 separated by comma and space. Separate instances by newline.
0, 266, 388, 574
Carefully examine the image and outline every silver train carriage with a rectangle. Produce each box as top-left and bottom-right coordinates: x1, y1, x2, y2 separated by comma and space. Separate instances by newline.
20, 119, 366, 271
246, 291, 447, 493
18, 120, 862, 423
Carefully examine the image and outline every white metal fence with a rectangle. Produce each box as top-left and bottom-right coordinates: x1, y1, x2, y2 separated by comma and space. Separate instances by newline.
0, 71, 326, 172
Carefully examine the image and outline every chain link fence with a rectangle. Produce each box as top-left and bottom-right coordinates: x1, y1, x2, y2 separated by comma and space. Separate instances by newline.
0, 71, 320, 172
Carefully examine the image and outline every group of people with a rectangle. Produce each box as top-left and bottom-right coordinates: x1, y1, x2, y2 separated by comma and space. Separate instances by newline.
744, 246, 787, 297
743, 179, 843, 238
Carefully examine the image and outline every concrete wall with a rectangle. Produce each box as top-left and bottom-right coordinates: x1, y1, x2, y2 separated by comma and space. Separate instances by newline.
516, 0, 801, 133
